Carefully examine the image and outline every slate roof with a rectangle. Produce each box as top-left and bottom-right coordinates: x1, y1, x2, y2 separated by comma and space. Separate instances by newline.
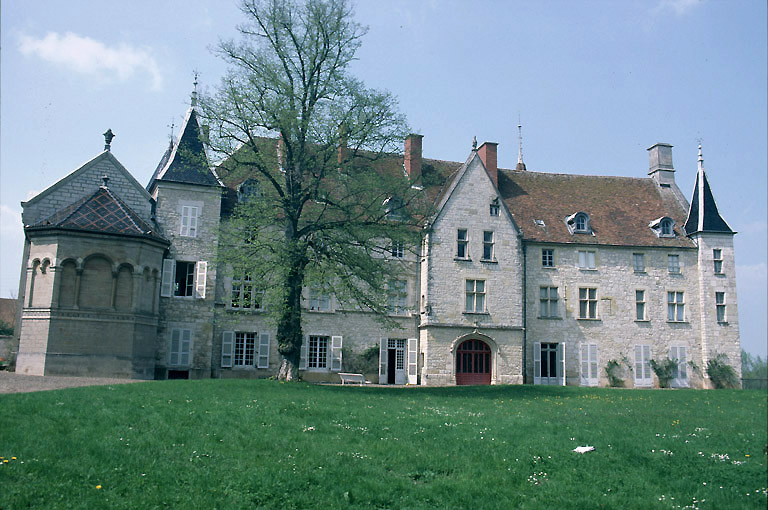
147, 108, 221, 190
682, 167, 734, 235
28, 185, 166, 241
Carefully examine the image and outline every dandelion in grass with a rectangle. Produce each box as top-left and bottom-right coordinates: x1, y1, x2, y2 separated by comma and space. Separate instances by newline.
95, 485, 102, 490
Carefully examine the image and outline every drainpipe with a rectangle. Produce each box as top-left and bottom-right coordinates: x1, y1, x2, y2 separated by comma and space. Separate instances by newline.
522, 240, 527, 384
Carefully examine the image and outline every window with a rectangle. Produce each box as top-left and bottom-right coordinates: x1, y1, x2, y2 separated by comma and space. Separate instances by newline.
566, 212, 591, 234
237, 179, 261, 203
713, 249, 723, 274
307, 335, 329, 369
634, 344, 652, 387
716, 292, 726, 323
231, 274, 262, 310
534, 342, 565, 386
390, 240, 404, 258
180, 205, 199, 237
580, 343, 599, 387
660, 218, 673, 236
160, 260, 207, 299
234, 332, 256, 367
633, 253, 645, 273
309, 288, 331, 311
669, 346, 688, 387
384, 196, 405, 220
169, 329, 191, 366
457, 229, 468, 259
667, 291, 685, 322
635, 290, 646, 321
578, 287, 597, 319
649, 217, 675, 238
578, 250, 596, 269
301, 335, 342, 371
465, 279, 486, 313
539, 286, 559, 318
667, 254, 680, 273
542, 249, 554, 268
489, 198, 500, 216
482, 231, 495, 261
388, 279, 408, 315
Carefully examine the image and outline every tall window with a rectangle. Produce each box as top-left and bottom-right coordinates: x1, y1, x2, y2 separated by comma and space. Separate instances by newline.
309, 288, 331, 311
457, 229, 468, 259
716, 292, 726, 322
660, 218, 673, 236
542, 249, 554, 268
174, 261, 196, 297
578, 250, 596, 269
634, 345, 652, 386
482, 231, 495, 261
180, 205, 199, 237
633, 253, 645, 272
667, 291, 685, 322
669, 346, 688, 387
539, 286, 559, 318
465, 279, 486, 313
388, 279, 408, 315
578, 287, 597, 319
161, 260, 206, 299
635, 290, 646, 321
231, 274, 262, 310
307, 335, 329, 369
390, 240, 404, 258
667, 254, 680, 273
713, 249, 723, 274
489, 198, 500, 216
169, 329, 191, 366
574, 214, 588, 232
234, 332, 256, 366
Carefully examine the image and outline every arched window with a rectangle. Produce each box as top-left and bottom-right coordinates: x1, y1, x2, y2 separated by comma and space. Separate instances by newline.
114, 265, 134, 311
79, 256, 112, 309
565, 212, 591, 234
649, 217, 675, 238
58, 260, 78, 308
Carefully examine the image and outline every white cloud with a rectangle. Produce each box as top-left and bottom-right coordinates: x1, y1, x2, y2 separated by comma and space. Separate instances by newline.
18, 31, 163, 90
654, 0, 703, 16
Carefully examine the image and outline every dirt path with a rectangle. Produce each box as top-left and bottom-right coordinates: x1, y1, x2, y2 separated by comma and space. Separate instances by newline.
0, 372, 151, 394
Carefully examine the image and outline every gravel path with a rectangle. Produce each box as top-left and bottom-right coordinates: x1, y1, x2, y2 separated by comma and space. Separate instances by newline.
0, 371, 152, 394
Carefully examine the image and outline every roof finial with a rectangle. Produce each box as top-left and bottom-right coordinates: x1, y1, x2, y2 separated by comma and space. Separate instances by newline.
103, 129, 115, 152
472, 136, 477, 150
697, 141, 704, 172
191, 71, 199, 107
516, 114, 527, 171
101, 174, 110, 188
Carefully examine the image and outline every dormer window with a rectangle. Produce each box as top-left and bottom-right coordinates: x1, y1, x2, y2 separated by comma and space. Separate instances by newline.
649, 217, 675, 238
489, 198, 500, 216
565, 212, 591, 235
237, 179, 261, 203
384, 196, 405, 220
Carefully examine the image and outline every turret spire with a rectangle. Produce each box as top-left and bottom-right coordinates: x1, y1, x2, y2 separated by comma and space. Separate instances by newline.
515, 115, 527, 171
683, 143, 734, 236
191, 71, 199, 107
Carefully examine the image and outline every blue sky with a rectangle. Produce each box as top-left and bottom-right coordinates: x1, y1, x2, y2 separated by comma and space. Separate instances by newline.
1, 0, 765, 356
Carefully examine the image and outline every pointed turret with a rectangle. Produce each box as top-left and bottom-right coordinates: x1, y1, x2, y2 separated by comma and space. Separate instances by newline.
683, 145, 734, 236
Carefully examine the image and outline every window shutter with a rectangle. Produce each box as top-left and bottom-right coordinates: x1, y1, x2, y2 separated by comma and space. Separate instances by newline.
299, 339, 307, 370
161, 259, 175, 297
195, 261, 207, 299
330, 336, 343, 371
533, 342, 541, 385
407, 338, 418, 385
678, 347, 687, 379
221, 331, 234, 368
379, 338, 388, 384
189, 207, 198, 237
589, 343, 598, 386
588, 251, 595, 268
180, 329, 191, 366
579, 343, 588, 386
258, 333, 270, 368
557, 343, 566, 386
169, 329, 181, 365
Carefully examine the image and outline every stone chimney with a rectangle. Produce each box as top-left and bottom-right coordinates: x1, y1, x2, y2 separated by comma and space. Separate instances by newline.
338, 122, 350, 165
477, 141, 498, 187
404, 134, 423, 180
648, 143, 675, 186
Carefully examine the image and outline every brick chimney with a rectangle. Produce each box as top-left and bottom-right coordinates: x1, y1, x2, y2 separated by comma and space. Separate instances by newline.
404, 134, 423, 180
647, 143, 675, 186
338, 122, 350, 165
477, 141, 498, 187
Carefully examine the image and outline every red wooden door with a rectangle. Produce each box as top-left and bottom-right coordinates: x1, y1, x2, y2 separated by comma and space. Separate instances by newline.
456, 340, 491, 385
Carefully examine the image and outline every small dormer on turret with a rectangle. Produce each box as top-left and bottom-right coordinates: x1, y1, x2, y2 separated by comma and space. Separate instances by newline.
683, 145, 734, 236
648, 143, 675, 186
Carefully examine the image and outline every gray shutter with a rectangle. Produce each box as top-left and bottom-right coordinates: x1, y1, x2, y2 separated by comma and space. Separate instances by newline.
195, 261, 207, 299
221, 331, 234, 368
589, 344, 598, 386
169, 329, 180, 365
180, 329, 191, 366
379, 338, 388, 384
161, 259, 175, 297
407, 338, 418, 385
557, 343, 566, 386
258, 333, 270, 368
330, 336, 343, 371
299, 339, 307, 370
533, 342, 541, 385
579, 343, 588, 386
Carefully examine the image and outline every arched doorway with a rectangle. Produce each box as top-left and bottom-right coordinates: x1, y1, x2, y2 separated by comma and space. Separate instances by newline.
456, 339, 491, 385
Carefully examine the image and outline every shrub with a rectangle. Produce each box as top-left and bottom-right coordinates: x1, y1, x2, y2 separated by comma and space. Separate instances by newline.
0, 320, 13, 336
341, 345, 379, 375
605, 360, 624, 387
707, 354, 739, 389
650, 358, 679, 388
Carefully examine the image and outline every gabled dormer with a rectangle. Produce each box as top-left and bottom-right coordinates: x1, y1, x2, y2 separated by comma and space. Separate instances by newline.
565, 212, 592, 235
649, 216, 676, 238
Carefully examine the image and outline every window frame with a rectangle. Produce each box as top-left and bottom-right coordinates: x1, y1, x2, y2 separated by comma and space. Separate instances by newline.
489, 198, 500, 217
577, 250, 596, 270
234, 331, 257, 367
481, 230, 495, 261
465, 279, 486, 313
667, 254, 681, 274
632, 253, 645, 273
390, 239, 405, 258
309, 288, 331, 312
713, 249, 723, 274
306, 335, 329, 369
539, 286, 559, 318
715, 291, 726, 323
667, 291, 685, 322
578, 287, 598, 319
230, 273, 262, 311
542, 249, 554, 268
456, 229, 469, 259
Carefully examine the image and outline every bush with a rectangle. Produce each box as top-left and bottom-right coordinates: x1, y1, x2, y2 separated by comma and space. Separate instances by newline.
650, 358, 679, 388
741, 350, 768, 379
707, 354, 739, 389
0, 320, 13, 336
605, 360, 625, 388
341, 345, 379, 375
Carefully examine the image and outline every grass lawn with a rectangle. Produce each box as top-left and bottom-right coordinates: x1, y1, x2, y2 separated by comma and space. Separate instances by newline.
1, 381, 766, 509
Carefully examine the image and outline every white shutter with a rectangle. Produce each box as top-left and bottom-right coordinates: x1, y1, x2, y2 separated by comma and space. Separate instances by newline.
169, 329, 181, 365
180, 329, 191, 366
221, 331, 234, 368
643, 345, 651, 385
557, 342, 566, 386
258, 333, 270, 368
330, 336, 343, 371
588, 251, 596, 269
407, 338, 418, 385
299, 339, 308, 370
379, 338, 388, 384
533, 342, 541, 385
579, 343, 588, 386
578, 251, 585, 268
161, 259, 175, 297
189, 207, 198, 237
195, 261, 207, 299
670, 346, 688, 387
589, 343, 598, 386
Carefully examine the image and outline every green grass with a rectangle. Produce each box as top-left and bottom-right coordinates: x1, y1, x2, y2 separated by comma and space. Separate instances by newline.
1, 382, 766, 509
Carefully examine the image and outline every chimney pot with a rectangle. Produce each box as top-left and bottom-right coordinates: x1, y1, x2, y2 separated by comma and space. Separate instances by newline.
477, 141, 499, 187
404, 134, 423, 181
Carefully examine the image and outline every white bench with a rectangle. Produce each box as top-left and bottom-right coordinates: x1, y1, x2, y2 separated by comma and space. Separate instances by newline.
339, 372, 368, 385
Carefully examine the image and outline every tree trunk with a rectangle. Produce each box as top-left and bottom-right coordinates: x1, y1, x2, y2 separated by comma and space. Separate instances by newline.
276, 240, 306, 381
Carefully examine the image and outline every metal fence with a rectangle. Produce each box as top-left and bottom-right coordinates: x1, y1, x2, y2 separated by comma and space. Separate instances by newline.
742, 378, 768, 390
